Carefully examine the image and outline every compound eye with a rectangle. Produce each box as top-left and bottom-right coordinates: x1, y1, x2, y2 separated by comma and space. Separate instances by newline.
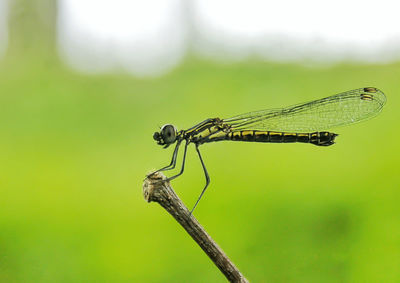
161, 124, 176, 144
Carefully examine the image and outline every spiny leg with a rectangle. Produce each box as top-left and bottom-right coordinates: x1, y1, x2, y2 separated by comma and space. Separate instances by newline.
158, 140, 182, 172
148, 140, 182, 176
167, 140, 189, 181
190, 144, 210, 215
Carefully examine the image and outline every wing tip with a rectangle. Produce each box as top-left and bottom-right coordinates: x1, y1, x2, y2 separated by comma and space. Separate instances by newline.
362, 87, 386, 106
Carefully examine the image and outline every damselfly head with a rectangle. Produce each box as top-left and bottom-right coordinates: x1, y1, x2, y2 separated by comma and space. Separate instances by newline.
153, 124, 177, 148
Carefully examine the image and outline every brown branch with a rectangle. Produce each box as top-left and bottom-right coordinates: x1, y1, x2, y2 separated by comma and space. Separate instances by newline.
143, 172, 249, 283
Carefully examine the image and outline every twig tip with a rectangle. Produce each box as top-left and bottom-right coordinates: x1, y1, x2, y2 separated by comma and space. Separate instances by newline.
143, 171, 167, 202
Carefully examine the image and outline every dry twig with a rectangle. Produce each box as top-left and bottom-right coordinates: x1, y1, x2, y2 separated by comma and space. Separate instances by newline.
143, 172, 249, 283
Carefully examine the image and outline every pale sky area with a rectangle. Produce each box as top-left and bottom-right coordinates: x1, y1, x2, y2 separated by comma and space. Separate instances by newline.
192, 0, 400, 63
2, 0, 400, 75
0, 0, 7, 58
57, 0, 187, 76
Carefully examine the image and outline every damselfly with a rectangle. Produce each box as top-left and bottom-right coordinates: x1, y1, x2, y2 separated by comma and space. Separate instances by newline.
151, 87, 386, 214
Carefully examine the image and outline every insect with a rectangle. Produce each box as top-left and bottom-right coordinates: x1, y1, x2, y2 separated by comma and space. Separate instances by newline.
151, 87, 386, 214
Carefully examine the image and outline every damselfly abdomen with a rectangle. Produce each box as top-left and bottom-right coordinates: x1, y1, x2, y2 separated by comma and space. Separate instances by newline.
151, 87, 386, 214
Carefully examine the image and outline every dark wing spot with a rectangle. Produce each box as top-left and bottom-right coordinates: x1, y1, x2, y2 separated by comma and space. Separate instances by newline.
360, 93, 374, 101
364, 87, 377, 93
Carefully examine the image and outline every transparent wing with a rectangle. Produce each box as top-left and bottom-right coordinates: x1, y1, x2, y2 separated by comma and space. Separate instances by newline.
223, 87, 386, 132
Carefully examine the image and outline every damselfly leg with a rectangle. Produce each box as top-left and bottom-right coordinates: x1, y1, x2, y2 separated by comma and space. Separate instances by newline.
148, 140, 182, 177
190, 145, 210, 215
167, 140, 189, 181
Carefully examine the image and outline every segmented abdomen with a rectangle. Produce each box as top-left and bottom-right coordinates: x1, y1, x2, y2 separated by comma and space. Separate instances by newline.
227, 130, 338, 146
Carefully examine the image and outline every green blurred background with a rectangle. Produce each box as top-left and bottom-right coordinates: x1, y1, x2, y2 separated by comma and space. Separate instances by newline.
1, 1, 399, 282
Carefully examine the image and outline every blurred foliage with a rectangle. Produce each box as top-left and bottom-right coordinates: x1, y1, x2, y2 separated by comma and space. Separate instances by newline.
1, 2, 400, 282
